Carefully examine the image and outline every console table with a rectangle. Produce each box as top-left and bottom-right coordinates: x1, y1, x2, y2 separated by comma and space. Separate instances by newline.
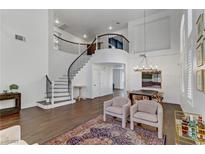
74, 85, 86, 101
128, 90, 158, 105
0, 93, 21, 116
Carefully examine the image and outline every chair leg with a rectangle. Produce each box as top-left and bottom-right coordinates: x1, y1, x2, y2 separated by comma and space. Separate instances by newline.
122, 117, 126, 128
103, 113, 106, 121
158, 126, 162, 138
130, 120, 134, 130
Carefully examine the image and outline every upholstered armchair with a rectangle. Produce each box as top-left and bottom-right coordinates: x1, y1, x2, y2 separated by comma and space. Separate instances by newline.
130, 100, 163, 138
0, 125, 27, 145
103, 96, 131, 128
0, 125, 38, 145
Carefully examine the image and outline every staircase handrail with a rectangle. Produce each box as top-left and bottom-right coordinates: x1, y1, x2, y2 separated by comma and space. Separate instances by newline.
45, 74, 52, 99
53, 34, 90, 46
53, 33, 129, 99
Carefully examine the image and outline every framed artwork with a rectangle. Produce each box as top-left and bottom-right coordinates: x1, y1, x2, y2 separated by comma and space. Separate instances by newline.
196, 43, 203, 67
196, 70, 204, 91
196, 13, 204, 42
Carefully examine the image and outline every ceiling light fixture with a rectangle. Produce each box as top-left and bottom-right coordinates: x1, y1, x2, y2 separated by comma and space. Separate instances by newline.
83, 34, 87, 38
55, 19, 60, 24
108, 26, 113, 30
133, 54, 159, 73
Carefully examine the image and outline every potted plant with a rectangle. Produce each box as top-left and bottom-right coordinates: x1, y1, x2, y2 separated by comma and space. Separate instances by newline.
9, 84, 19, 93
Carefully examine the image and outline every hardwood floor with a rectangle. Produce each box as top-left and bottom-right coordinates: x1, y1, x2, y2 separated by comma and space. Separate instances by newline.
0, 90, 182, 145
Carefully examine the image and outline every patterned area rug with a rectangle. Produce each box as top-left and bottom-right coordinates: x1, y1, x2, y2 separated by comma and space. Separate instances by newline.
44, 115, 166, 145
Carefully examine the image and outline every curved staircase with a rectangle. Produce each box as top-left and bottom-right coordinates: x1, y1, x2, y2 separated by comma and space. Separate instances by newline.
37, 33, 129, 109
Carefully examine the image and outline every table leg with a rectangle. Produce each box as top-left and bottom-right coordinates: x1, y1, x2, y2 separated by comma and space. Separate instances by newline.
78, 87, 82, 101
15, 95, 21, 112
130, 94, 134, 105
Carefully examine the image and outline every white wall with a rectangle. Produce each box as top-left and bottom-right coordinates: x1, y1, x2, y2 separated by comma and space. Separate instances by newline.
53, 26, 87, 54
0, 10, 49, 109
91, 64, 113, 98
91, 49, 128, 64
72, 49, 128, 99
127, 52, 181, 104
128, 10, 181, 54
0, 10, 2, 92
126, 10, 181, 104
49, 50, 78, 81
54, 26, 87, 44
72, 63, 114, 99
113, 69, 125, 89
72, 62, 92, 99
180, 9, 205, 118
113, 28, 128, 38
49, 27, 88, 81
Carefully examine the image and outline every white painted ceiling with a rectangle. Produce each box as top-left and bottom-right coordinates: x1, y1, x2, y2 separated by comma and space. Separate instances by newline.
53, 9, 165, 41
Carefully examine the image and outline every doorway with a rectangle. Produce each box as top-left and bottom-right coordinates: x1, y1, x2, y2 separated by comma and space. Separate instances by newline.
92, 69, 101, 98
112, 64, 126, 97
91, 63, 126, 99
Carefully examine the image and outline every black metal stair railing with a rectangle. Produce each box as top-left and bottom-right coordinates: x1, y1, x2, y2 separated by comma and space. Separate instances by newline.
53, 33, 129, 99
67, 38, 97, 97
45, 75, 52, 100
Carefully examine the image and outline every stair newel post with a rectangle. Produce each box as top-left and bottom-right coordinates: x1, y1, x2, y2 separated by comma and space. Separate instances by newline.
51, 81, 54, 105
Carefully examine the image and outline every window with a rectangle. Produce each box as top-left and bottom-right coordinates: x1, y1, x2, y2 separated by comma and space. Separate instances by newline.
108, 36, 123, 49
188, 9, 193, 37
186, 49, 193, 102
180, 14, 185, 93
180, 13, 193, 106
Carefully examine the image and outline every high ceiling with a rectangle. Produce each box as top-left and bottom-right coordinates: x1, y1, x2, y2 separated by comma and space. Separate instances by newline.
53, 9, 165, 41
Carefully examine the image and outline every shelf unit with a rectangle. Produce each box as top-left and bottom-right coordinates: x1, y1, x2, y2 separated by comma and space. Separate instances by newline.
175, 111, 205, 145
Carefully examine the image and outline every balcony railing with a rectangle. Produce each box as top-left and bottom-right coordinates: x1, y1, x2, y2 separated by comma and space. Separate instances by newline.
53, 33, 129, 54
53, 33, 129, 100
97, 33, 129, 52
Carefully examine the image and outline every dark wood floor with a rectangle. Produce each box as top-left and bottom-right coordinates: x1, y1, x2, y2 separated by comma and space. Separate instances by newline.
0, 90, 182, 145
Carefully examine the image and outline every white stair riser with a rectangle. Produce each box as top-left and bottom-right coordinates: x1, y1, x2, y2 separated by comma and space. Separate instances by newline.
54, 92, 70, 96
54, 85, 68, 90
52, 100, 75, 108
54, 87, 68, 92
58, 78, 68, 81
37, 103, 52, 109
37, 100, 76, 109
54, 96, 71, 101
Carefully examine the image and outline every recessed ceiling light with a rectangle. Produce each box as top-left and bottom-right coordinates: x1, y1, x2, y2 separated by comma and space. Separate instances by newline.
55, 19, 60, 24
108, 26, 113, 30
83, 34, 87, 38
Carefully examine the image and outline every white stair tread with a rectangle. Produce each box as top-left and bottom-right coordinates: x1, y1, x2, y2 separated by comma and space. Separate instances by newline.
54, 92, 70, 96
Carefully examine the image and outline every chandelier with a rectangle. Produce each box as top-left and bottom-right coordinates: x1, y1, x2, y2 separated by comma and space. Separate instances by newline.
133, 54, 159, 73
133, 10, 159, 73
